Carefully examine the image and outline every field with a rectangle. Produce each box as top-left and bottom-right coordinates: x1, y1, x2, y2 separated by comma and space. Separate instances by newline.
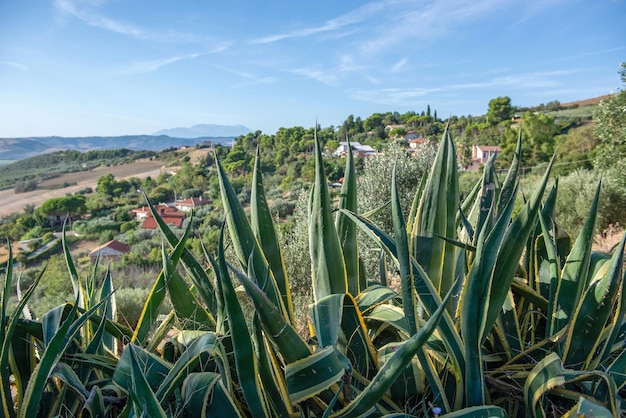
0, 159, 165, 217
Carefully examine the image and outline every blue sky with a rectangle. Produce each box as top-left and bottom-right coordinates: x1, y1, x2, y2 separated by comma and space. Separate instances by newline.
1, 0, 624, 137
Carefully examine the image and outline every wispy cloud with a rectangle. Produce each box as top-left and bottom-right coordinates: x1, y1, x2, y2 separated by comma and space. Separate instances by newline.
350, 69, 580, 105
213, 65, 279, 88
250, 0, 389, 44
0, 61, 29, 71
53, 0, 216, 44
119, 52, 207, 75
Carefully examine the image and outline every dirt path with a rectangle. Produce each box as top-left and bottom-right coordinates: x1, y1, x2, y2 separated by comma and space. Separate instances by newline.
0, 160, 166, 217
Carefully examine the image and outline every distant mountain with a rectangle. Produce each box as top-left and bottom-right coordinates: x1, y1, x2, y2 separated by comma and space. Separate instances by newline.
0, 135, 235, 164
153, 124, 251, 138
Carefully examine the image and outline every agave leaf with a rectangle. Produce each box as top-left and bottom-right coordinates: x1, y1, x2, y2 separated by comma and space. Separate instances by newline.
82, 386, 106, 418
285, 346, 350, 404
364, 304, 409, 338
311, 294, 345, 349
483, 154, 554, 338
310, 132, 347, 300
336, 141, 361, 295
182, 372, 243, 418
51, 362, 90, 400
549, 182, 601, 335
213, 226, 268, 417
332, 287, 453, 418
62, 224, 85, 308
145, 194, 218, 317
439, 405, 508, 417
601, 233, 626, 361
340, 209, 466, 378
559, 370, 619, 416
523, 352, 565, 418
339, 293, 378, 380
131, 269, 167, 346
1, 247, 45, 418
562, 397, 613, 418
251, 146, 295, 323
355, 285, 398, 314
18, 296, 108, 418
254, 316, 292, 417
112, 344, 171, 393
154, 332, 230, 405
85, 302, 110, 355
227, 263, 311, 364
127, 344, 167, 418
411, 127, 459, 299
215, 158, 286, 314
497, 129, 522, 216
392, 159, 418, 336
562, 233, 625, 368
98, 268, 117, 353
162, 242, 213, 330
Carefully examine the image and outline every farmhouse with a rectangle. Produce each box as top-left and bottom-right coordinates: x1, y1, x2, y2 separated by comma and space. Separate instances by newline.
89, 240, 130, 264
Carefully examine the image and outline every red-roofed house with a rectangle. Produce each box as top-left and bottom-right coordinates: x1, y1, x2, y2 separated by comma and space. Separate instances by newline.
408, 137, 430, 149
131, 204, 178, 221
174, 197, 211, 212
89, 240, 130, 264
472, 145, 502, 163
141, 211, 185, 229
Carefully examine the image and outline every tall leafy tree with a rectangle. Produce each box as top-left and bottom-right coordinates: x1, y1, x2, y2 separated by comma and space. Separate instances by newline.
487, 96, 514, 125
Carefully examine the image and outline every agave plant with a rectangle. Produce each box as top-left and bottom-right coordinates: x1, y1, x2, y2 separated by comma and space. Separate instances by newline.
1, 124, 624, 418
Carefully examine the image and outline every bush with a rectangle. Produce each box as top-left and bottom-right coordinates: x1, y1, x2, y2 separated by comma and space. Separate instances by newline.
556, 169, 626, 236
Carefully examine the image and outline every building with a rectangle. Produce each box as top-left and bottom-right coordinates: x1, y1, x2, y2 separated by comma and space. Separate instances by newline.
332, 142, 377, 157
472, 145, 502, 164
407, 137, 429, 148
174, 197, 211, 212
131, 204, 176, 221
89, 240, 130, 263
132, 204, 186, 229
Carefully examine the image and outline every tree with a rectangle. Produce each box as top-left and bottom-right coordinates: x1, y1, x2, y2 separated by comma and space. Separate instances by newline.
487, 96, 514, 125
39, 195, 87, 218
594, 62, 626, 168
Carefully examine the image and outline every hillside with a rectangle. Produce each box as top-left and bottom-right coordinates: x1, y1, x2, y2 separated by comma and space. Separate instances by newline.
0, 134, 234, 164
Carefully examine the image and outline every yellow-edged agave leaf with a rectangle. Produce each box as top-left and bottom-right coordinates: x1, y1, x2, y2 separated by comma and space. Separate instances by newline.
18, 296, 108, 418
439, 405, 508, 417
97, 270, 116, 354
340, 293, 378, 380
355, 285, 398, 314
127, 344, 167, 418
162, 244, 213, 330
182, 372, 244, 418
1, 247, 44, 418
214, 227, 269, 417
145, 194, 218, 318
364, 303, 409, 338
311, 294, 345, 348
332, 287, 453, 418
132, 268, 167, 346
61, 225, 85, 309
600, 234, 626, 362
391, 160, 418, 337
549, 182, 601, 337
154, 332, 233, 407
254, 317, 292, 418
562, 397, 613, 418
497, 129, 522, 217
215, 156, 288, 319
310, 133, 347, 300
560, 370, 619, 416
563, 233, 625, 368
483, 154, 554, 339
340, 209, 466, 377
523, 352, 565, 418
377, 342, 424, 403
112, 343, 171, 393
227, 263, 312, 363
336, 141, 361, 295
51, 362, 90, 400
285, 346, 350, 404
411, 127, 459, 299
251, 147, 295, 323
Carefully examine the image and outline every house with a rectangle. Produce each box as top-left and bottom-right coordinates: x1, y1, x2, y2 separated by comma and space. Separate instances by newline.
472, 145, 502, 164
174, 197, 210, 212
89, 240, 130, 264
404, 131, 421, 141
407, 137, 429, 149
141, 211, 185, 229
132, 204, 178, 221
332, 142, 377, 157
465, 145, 503, 171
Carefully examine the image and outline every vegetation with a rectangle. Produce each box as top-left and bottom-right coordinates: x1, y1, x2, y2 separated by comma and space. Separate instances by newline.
1, 118, 625, 417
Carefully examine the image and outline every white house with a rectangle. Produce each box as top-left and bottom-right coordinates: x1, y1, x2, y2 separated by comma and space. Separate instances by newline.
333, 142, 377, 157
